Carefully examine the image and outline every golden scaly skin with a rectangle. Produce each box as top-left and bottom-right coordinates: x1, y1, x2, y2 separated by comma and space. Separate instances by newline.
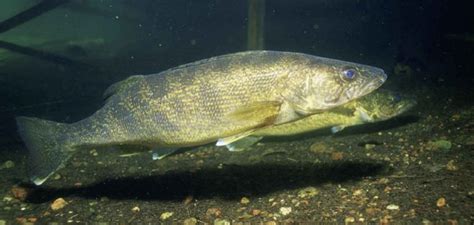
251, 89, 416, 137
17, 51, 387, 185
68, 51, 386, 148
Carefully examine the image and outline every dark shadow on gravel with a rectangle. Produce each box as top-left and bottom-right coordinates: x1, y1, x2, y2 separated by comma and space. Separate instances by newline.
22, 161, 389, 203
334, 115, 420, 136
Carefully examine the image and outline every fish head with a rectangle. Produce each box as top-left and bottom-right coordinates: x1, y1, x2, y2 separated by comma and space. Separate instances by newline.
355, 90, 417, 122
286, 56, 387, 114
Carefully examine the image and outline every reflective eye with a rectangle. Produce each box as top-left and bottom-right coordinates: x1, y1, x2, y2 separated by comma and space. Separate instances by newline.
342, 68, 357, 80
392, 93, 402, 103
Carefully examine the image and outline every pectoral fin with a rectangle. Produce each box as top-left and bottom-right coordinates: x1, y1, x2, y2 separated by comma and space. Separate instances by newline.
226, 101, 281, 125
225, 136, 263, 152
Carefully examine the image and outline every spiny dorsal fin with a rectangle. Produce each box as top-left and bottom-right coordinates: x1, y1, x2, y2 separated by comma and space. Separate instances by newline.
103, 75, 145, 101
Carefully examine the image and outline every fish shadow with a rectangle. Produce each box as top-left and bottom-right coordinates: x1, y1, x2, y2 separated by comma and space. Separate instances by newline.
23, 161, 389, 203
264, 115, 420, 142
335, 115, 420, 136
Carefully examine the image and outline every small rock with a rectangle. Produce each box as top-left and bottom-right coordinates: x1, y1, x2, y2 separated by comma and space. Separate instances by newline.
53, 173, 62, 180
214, 219, 231, 225
265, 222, 277, 225
206, 207, 222, 217
310, 143, 330, 154
0, 219, 6, 225
237, 213, 254, 220
352, 189, 363, 196
240, 197, 250, 205
364, 144, 376, 150
131, 206, 140, 213
422, 218, 433, 225
251, 209, 261, 216
386, 204, 399, 210
436, 197, 446, 208
331, 152, 343, 160
51, 198, 67, 211
160, 211, 173, 220
1, 160, 15, 169
183, 195, 194, 205
279, 207, 292, 216
90, 149, 98, 156
428, 140, 452, 151
365, 207, 377, 216
380, 216, 391, 225
345, 216, 355, 224
11, 185, 29, 201
447, 219, 458, 225
183, 217, 197, 225
446, 160, 458, 171
298, 187, 319, 198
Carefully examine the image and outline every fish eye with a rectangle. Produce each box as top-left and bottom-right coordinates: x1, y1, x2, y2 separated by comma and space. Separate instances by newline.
392, 93, 402, 103
342, 67, 357, 81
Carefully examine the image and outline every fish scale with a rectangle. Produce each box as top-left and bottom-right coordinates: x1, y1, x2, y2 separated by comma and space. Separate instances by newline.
16, 50, 387, 185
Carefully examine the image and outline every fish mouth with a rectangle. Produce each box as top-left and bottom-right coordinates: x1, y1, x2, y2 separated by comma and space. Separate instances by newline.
356, 71, 387, 99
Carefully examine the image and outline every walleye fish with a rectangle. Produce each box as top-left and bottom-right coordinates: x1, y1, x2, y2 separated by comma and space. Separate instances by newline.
226, 89, 415, 151
16, 50, 387, 185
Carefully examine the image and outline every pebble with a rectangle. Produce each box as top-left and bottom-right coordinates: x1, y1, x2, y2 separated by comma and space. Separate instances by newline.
251, 209, 261, 216
298, 187, 319, 198
160, 211, 173, 220
264, 222, 277, 225
422, 218, 433, 225
11, 185, 29, 201
0, 160, 15, 169
386, 204, 400, 210
279, 207, 292, 216
214, 219, 230, 225
183, 217, 197, 225
344, 216, 355, 224
237, 213, 253, 220
240, 197, 250, 205
447, 219, 458, 225
428, 140, 452, 151
131, 206, 140, 213
352, 189, 363, 196
436, 197, 446, 208
446, 160, 458, 171
183, 195, 193, 205
51, 198, 67, 211
364, 144, 376, 150
310, 143, 330, 153
331, 152, 344, 160
53, 174, 62, 180
206, 207, 222, 217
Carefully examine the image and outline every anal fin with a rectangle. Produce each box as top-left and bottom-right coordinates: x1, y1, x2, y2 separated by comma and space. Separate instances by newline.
151, 147, 179, 160
225, 136, 263, 152
216, 129, 257, 147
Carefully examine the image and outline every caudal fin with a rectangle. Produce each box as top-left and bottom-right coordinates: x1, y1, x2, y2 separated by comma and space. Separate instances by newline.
16, 116, 74, 185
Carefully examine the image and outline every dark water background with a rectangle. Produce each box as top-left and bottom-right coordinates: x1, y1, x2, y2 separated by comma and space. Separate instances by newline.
0, 1, 473, 223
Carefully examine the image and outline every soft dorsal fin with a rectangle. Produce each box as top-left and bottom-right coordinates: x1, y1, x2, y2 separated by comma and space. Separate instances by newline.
103, 75, 145, 101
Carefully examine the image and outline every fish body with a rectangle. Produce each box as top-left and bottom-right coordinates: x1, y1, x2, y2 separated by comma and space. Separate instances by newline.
226, 89, 415, 151
16, 51, 387, 185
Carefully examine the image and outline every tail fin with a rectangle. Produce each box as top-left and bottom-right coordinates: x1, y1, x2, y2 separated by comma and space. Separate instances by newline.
16, 116, 75, 185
